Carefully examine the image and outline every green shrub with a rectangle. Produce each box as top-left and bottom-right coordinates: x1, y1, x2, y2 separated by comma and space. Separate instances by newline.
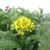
0, 8, 50, 50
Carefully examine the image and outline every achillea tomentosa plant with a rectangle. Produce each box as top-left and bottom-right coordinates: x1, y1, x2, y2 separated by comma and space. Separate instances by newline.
0, 7, 50, 50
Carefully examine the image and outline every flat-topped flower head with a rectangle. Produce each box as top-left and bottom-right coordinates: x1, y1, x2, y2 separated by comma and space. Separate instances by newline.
11, 16, 35, 36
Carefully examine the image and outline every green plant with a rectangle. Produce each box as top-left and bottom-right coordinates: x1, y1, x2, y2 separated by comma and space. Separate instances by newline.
0, 8, 50, 50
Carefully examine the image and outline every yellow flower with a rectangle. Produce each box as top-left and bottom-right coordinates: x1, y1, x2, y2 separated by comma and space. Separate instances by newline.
11, 16, 36, 36
18, 30, 24, 36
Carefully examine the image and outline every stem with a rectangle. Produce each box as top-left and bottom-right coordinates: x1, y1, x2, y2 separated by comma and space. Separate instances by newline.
20, 36, 25, 50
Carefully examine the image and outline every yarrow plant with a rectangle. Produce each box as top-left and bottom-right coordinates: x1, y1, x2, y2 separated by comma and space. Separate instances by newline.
11, 16, 35, 36
0, 7, 50, 50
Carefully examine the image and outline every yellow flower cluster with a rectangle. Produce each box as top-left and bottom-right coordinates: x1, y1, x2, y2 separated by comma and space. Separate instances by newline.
11, 16, 35, 36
